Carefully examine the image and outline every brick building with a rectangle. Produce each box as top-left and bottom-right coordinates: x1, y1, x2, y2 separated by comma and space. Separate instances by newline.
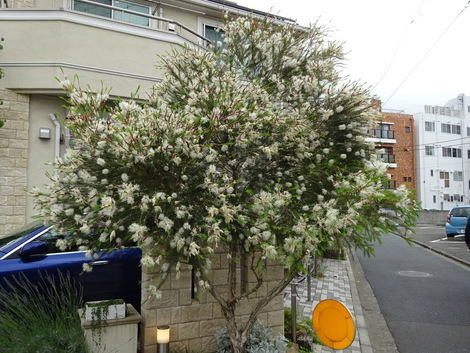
368, 101, 416, 194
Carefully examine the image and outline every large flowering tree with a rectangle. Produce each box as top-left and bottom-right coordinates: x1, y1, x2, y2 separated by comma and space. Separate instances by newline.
33, 15, 417, 353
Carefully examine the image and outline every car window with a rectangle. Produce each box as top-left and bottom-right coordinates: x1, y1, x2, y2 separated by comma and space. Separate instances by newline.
35, 229, 76, 254
451, 208, 470, 217
0, 222, 43, 251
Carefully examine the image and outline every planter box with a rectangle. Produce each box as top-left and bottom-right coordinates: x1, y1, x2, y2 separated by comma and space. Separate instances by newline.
85, 300, 126, 322
79, 304, 141, 353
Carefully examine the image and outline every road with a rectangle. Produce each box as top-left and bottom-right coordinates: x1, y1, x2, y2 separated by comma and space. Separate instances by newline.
355, 229, 470, 353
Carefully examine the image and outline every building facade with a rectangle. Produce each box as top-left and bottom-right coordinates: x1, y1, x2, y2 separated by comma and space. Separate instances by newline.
414, 94, 470, 210
368, 102, 416, 194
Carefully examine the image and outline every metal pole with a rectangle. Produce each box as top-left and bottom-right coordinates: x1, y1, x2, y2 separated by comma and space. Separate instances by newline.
307, 260, 311, 302
313, 252, 318, 277
291, 283, 297, 344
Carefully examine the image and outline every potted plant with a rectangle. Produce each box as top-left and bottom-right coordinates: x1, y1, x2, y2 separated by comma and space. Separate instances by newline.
84, 299, 126, 322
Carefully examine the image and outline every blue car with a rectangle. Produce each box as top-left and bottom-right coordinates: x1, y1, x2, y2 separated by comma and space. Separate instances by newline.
0, 221, 142, 311
445, 205, 470, 237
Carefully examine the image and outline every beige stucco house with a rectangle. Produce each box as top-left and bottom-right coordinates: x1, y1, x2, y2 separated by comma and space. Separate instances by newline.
0, 1, 293, 351
0, 0, 294, 237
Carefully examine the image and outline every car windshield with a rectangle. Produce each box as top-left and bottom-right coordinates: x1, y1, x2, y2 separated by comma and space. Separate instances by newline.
0, 221, 44, 252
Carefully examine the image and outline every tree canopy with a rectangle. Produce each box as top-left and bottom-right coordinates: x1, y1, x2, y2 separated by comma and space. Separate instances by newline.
33, 15, 418, 352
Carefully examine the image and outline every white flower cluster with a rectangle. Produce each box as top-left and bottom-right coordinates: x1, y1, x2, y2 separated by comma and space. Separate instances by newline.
33, 15, 417, 297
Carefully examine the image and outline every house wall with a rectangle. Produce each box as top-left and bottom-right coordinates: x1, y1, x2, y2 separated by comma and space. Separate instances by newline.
140, 251, 285, 353
0, 3, 212, 237
0, 89, 30, 235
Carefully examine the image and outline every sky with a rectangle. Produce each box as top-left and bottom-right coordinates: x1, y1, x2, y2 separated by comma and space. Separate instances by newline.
234, 0, 470, 112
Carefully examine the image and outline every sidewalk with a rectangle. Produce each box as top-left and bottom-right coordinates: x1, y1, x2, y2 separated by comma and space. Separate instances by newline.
283, 257, 373, 353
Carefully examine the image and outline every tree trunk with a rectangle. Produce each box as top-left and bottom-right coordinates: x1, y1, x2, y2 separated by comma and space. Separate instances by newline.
226, 319, 249, 353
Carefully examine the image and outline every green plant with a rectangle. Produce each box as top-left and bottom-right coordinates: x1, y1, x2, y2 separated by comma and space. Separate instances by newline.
215, 320, 287, 353
84, 298, 126, 346
284, 307, 321, 352
0, 271, 89, 353
33, 13, 419, 353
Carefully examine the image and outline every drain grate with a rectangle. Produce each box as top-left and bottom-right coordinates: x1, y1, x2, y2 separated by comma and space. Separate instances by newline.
396, 270, 433, 278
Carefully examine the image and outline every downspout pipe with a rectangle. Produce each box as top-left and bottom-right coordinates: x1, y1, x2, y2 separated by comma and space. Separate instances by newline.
48, 114, 61, 160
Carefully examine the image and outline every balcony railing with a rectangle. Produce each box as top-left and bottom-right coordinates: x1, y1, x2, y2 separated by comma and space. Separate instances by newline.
383, 180, 397, 189
0, 0, 212, 48
368, 129, 395, 139
379, 153, 396, 164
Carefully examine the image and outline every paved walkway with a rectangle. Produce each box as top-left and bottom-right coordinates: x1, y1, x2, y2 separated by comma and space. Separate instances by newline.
283, 257, 372, 353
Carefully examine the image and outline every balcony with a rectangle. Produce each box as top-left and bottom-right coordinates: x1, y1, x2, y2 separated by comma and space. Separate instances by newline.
366, 128, 396, 144
383, 180, 397, 189
0, 0, 213, 96
379, 153, 396, 163
379, 153, 397, 168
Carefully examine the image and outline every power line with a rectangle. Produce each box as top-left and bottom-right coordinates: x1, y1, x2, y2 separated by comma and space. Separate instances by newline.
382, 1, 470, 106
371, 0, 427, 91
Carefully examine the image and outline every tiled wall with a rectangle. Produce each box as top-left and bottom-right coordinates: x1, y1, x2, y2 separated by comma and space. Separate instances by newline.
0, 89, 29, 237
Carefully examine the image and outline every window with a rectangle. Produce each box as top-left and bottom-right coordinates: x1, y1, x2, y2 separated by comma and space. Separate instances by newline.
442, 147, 462, 158
425, 145, 434, 156
467, 127, 470, 136
405, 126, 410, 133
454, 171, 463, 181
468, 149, 470, 159
369, 124, 394, 139
408, 177, 412, 182
433, 195, 437, 203
430, 170, 433, 177
440, 171, 450, 187
383, 180, 396, 189
74, 0, 149, 26
425, 121, 435, 131
204, 24, 226, 49
36, 229, 75, 254
376, 146, 395, 163
441, 123, 461, 134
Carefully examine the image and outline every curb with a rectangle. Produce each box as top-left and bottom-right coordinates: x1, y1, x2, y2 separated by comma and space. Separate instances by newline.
411, 239, 470, 268
345, 255, 373, 353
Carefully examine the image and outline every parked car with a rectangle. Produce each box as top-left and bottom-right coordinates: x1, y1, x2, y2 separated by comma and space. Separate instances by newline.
0, 221, 142, 311
445, 205, 470, 237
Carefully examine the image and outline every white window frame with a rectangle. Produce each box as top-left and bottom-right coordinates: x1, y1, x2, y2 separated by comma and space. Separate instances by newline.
73, 0, 151, 27
425, 121, 435, 132
198, 17, 223, 47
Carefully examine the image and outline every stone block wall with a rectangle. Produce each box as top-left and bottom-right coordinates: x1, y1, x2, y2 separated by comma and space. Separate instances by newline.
140, 251, 285, 353
0, 89, 29, 237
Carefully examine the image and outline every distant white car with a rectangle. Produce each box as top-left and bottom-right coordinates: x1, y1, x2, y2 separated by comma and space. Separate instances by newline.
445, 205, 470, 237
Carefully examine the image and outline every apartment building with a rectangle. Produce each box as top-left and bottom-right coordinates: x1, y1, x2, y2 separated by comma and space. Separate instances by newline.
369, 102, 416, 194
414, 94, 470, 210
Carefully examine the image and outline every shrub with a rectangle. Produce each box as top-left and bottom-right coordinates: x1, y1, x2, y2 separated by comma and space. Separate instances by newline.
284, 307, 321, 351
0, 271, 89, 353
215, 320, 287, 353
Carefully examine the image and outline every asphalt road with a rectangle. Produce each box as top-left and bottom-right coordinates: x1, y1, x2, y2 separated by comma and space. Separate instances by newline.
354, 230, 470, 353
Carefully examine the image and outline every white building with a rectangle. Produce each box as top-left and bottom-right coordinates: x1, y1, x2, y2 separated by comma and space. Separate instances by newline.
414, 94, 470, 210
